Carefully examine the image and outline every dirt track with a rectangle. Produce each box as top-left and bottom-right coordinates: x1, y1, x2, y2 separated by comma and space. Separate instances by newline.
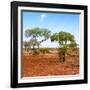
22, 52, 79, 77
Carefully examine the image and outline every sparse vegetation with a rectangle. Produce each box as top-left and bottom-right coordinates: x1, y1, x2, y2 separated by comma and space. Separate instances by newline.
22, 48, 79, 77
22, 29, 79, 77
23, 28, 78, 63
39, 48, 50, 54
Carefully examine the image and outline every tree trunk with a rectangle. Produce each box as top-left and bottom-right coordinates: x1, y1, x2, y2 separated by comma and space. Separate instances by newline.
33, 45, 35, 49
38, 45, 39, 49
65, 41, 67, 45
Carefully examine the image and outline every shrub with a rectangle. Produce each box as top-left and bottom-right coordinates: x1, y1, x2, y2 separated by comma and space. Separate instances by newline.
39, 48, 50, 54
32, 49, 39, 55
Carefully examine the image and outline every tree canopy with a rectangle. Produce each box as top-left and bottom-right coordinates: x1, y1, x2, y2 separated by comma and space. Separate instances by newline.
25, 27, 51, 39
51, 31, 77, 46
24, 27, 51, 49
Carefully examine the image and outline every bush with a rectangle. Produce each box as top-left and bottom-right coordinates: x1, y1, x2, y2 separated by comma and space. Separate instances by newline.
39, 48, 50, 54
32, 49, 39, 55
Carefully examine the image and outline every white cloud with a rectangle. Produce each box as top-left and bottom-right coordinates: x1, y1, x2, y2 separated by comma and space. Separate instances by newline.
40, 14, 46, 21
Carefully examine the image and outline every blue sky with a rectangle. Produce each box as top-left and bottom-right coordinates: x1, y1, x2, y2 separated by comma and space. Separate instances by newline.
22, 11, 80, 48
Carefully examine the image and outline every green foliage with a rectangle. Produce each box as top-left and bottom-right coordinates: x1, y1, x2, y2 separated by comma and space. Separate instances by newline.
50, 33, 58, 42
25, 27, 51, 39
25, 28, 42, 38
42, 29, 51, 39
51, 31, 77, 62
50, 31, 75, 45
69, 41, 77, 48
58, 31, 75, 45
25, 27, 51, 51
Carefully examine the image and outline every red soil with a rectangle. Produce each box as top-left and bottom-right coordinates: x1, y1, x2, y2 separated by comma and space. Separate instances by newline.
22, 52, 79, 77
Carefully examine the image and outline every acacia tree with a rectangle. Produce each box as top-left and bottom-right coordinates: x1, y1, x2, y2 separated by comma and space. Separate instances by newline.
51, 31, 77, 62
24, 27, 51, 53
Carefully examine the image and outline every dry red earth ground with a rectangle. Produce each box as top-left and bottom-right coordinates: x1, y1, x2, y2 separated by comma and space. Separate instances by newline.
22, 49, 79, 77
